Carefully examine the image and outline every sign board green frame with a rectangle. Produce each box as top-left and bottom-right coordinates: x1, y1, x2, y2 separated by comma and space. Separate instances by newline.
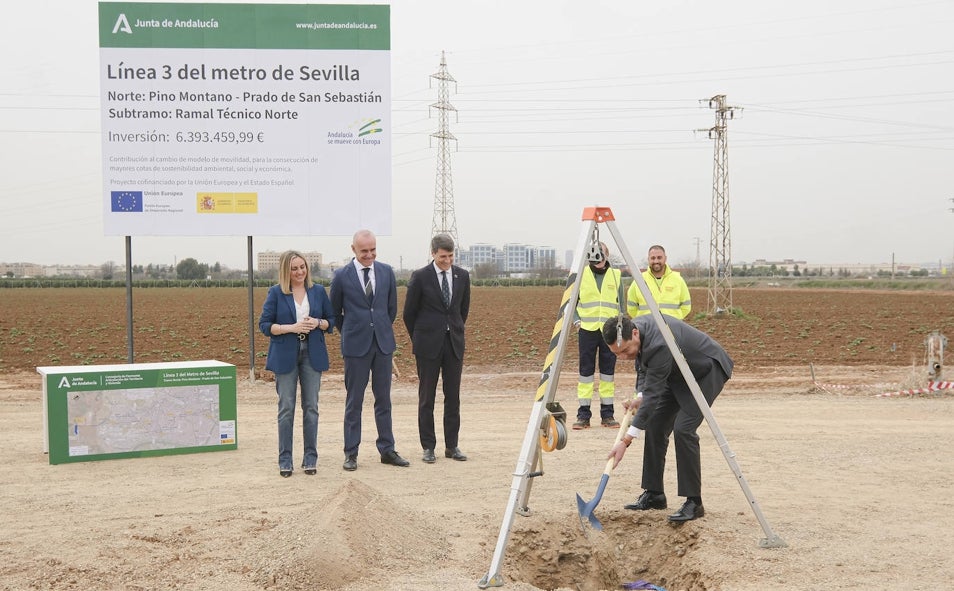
37, 360, 237, 465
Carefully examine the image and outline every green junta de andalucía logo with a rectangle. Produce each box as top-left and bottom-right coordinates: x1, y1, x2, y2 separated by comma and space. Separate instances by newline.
110, 11, 221, 35
112, 13, 132, 34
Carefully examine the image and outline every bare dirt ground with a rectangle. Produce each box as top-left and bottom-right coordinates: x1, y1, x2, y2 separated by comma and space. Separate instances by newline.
1, 287, 953, 590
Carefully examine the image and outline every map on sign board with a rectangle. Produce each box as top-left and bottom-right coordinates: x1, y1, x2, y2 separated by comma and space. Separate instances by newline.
66, 384, 233, 456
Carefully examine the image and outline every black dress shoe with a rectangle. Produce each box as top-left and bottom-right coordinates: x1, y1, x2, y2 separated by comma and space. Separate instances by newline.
342, 455, 357, 471
422, 449, 436, 463
303, 467, 317, 475
668, 499, 704, 522
624, 490, 667, 510
445, 447, 467, 461
380, 450, 410, 467
279, 468, 293, 478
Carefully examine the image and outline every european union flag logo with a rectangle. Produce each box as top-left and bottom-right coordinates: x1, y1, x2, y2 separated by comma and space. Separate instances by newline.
110, 191, 143, 212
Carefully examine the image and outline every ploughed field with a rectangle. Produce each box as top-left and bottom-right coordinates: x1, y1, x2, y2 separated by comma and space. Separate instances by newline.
1, 287, 951, 380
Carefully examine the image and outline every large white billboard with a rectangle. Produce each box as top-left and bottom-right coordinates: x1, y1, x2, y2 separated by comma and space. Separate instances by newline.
98, 2, 391, 237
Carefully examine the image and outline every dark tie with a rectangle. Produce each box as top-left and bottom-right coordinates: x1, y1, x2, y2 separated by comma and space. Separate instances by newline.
362, 267, 373, 301
441, 270, 450, 307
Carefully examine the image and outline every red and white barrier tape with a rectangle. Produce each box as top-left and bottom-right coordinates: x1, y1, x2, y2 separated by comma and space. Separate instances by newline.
875, 381, 954, 398
812, 382, 894, 391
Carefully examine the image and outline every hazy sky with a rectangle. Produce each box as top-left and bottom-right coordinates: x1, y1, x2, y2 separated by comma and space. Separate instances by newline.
2, 0, 953, 271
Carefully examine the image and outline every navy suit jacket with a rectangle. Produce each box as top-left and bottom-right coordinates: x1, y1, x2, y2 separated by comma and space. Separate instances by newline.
403, 264, 470, 360
258, 283, 334, 374
329, 261, 397, 357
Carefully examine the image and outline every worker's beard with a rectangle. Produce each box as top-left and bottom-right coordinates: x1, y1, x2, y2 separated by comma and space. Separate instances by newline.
589, 262, 609, 275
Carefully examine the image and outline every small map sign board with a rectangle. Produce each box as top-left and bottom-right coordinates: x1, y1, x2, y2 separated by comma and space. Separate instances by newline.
37, 360, 237, 465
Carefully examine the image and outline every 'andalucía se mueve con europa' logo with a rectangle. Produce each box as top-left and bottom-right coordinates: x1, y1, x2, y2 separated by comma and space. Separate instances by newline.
356, 118, 382, 137
327, 117, 385, 146
111, 191, 143, 212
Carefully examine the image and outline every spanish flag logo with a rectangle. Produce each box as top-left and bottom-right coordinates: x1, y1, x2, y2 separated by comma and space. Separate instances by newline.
196, 193, 258, 214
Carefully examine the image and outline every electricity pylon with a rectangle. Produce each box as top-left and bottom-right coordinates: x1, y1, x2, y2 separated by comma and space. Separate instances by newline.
701, 94, 741, 314
429, 50, 459, 252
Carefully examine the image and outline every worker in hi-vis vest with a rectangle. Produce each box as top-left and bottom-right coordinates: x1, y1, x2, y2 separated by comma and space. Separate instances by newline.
626, 244, 691, 321
573, 242, 625, 430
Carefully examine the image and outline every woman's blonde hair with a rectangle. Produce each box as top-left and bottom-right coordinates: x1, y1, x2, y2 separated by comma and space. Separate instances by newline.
277, 250, 311, 294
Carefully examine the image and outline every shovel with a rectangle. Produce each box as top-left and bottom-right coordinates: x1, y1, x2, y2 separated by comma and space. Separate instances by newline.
575, 405, 637, 531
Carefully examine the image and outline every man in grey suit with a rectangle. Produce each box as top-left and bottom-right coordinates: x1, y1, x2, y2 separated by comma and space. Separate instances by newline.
330, 229, 409, 471
602, 314, 733, 523
403, 234, 471, 464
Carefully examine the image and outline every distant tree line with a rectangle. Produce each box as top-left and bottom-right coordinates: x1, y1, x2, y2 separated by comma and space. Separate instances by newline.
0, 275, 949, 290
731, 263, 932, 278
2, 254, 940, 286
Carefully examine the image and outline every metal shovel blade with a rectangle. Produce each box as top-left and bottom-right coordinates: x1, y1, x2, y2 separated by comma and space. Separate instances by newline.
576, 473, 609, 531
576, 406, 636, 532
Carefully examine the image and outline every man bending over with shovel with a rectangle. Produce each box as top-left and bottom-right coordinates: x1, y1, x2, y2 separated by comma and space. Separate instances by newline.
602, 314, 733, 523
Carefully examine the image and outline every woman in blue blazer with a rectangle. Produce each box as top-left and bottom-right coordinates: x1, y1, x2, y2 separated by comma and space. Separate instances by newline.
259, 250, 334, 477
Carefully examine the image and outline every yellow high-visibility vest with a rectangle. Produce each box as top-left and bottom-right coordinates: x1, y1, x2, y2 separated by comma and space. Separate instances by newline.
627, 266, 691, 319
576, 267, 622, 330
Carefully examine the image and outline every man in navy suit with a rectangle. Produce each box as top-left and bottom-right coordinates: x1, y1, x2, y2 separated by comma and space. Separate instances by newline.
403, 234, 471, 464
330, 229, 410, 471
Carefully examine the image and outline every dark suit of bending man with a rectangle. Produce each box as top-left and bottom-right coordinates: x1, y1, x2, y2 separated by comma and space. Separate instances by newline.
403, 234, 471, 464
330, 229, 410, 471
604, 314, 733, 523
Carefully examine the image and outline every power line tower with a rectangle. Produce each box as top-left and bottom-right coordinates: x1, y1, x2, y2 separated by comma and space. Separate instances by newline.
701, 94, 741, 314
429, 50, 459, 251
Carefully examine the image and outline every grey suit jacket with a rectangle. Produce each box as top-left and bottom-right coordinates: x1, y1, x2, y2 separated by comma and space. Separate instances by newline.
632, 315, 733, 430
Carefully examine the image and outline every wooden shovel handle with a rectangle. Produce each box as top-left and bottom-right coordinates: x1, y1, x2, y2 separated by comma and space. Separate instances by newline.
602, 404, 638, 475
